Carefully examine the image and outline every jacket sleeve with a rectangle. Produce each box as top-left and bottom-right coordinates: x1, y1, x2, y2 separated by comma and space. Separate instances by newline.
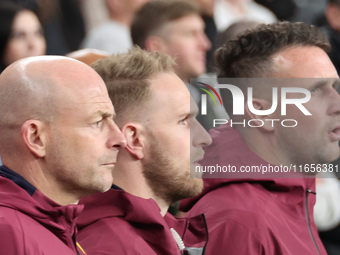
0, 217, 23, 255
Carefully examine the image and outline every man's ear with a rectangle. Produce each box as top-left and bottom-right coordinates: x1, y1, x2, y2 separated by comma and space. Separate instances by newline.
121, 123, 146, 160
326, 4, 340, 32
144, 36, 168, 53
21, 120, 47, 158
245, 98, 277, 132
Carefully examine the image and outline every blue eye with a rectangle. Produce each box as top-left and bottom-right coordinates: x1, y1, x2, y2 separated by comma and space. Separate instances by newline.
310, 88, 318, 94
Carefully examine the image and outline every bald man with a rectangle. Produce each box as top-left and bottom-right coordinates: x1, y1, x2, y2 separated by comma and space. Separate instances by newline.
0, 56, 126, 255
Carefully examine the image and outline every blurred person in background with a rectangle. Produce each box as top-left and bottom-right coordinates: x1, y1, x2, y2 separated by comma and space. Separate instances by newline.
132, 0, 211, 86
81, 0, 108, 32
254, 0, 297, 21
213, 0, 276, 32
82, 0, 151, 54
214, 20, 260, 50
0, 2, 46, 73
193, 0, 217, 72
315, 169, 340, 255
323, 0, 340, 74
0, 0, 85, 55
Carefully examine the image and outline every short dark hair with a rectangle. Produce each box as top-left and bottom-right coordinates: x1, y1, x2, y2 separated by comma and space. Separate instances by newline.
214, 21, 331, 117
214, 21, 331, 78
131, 0, 199, 49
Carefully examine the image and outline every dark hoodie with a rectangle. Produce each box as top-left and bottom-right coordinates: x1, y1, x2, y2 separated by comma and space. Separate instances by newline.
0, 165, 85, 255
179, 124, 327, 255
77, 187, 208, 255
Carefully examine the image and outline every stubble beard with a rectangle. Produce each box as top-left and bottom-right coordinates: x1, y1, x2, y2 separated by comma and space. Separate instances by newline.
142, 139, 203, 206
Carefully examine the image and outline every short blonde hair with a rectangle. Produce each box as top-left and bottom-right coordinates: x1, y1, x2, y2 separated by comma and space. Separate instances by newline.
91, 47, 176, 125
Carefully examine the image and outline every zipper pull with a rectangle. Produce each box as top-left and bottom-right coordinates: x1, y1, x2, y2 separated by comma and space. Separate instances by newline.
170, 228, 186, 251
307, 188, 316, 195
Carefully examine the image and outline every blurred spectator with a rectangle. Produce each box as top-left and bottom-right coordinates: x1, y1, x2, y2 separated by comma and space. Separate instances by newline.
57, 0, 86, 53
81, 0, 108, 32
215, 20, 260, 50
254, 0, 297, 21
323, 0, 340, 74
82, 0, 150, 54
0, 0, 85, 55
316, 165, 340, 255
319, 224, 340, 255
213, 0, 276, 32
291, 0, 327, 25
132, 1, 210, 86
0, 2, 46, 73
193, 0, 217, 72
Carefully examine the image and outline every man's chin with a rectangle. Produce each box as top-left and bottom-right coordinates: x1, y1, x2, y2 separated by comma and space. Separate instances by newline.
188, 178, 204, 197
191, 163, 204, 178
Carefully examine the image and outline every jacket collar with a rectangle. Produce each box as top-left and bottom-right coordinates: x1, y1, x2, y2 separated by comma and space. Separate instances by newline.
78, 188, 208, 254
0, 165, 36, 196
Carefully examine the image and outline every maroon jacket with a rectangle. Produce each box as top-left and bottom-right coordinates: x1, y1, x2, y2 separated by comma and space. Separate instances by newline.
0, 166, 85, 255
77, 186, 208, 255
179, 124, 327, 255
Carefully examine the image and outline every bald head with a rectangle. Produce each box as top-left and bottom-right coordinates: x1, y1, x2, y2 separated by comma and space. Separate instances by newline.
0, 56, 108, 156
0, 56, 102, 123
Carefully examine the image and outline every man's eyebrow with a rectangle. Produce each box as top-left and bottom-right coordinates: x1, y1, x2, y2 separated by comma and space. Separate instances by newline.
309, 79, 340, 91
96, 111, 115, 119
309, 79, 329, 89
178, 111, 194, 120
